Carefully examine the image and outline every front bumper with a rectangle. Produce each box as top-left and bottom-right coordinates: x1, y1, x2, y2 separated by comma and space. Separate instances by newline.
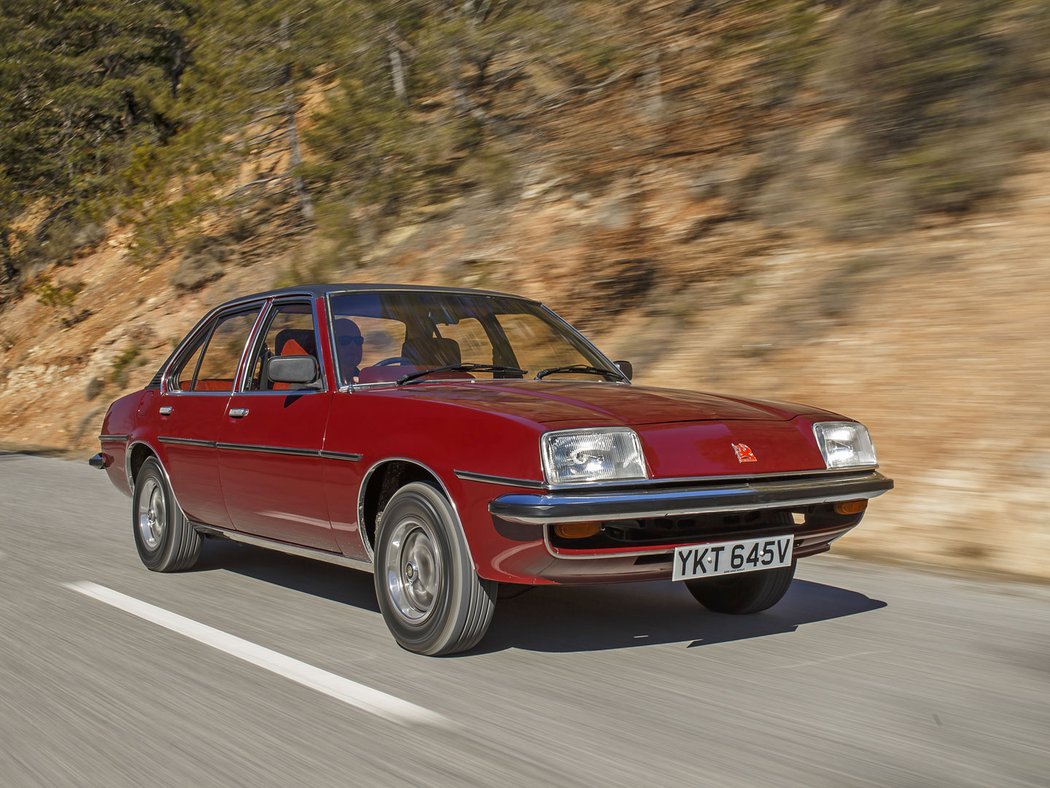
489, 469, 893, 525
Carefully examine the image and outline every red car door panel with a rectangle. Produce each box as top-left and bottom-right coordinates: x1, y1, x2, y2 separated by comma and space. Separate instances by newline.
218, 390, 336, 550
155, 393, 232, 528
217, 297, 338, 551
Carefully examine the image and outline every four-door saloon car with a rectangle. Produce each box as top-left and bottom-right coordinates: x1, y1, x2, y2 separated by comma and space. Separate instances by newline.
92, 284, 892, 655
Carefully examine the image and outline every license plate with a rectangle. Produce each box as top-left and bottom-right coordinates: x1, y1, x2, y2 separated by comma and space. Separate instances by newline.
672, 535, 793, 581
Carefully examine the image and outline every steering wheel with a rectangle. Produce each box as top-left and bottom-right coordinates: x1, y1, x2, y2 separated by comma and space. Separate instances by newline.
373, 356, 410, 367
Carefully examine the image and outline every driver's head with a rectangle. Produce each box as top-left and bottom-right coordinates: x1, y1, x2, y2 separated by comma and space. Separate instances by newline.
333, 318, 363, 377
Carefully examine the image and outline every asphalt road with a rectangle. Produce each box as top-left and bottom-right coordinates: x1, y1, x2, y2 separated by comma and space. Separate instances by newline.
1, 452, 1047, 787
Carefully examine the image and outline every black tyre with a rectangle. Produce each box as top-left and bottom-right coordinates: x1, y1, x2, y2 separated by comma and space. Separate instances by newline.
374, 482, 497, 655
685, 512, 797, 614
132, 457, 202, 572
685, 560, 796, 614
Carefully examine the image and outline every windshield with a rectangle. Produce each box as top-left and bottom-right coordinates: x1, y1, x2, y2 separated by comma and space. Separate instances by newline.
328, 291, 619, 387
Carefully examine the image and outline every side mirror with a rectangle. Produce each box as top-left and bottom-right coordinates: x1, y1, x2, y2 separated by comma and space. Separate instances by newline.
267, 355, 320, 386
614, 360, 633, 381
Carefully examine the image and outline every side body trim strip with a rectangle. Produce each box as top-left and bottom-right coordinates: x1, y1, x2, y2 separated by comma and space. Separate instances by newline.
194, 524, 373, 572
319, 450, 363, 462
158, 436, 217, 448
453, 470, 545, 489
157, 438, 363, 460
216, 442, 318, 457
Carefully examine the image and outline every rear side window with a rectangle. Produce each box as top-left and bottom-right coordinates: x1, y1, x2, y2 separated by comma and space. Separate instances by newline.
168, 308, 260, 392
169, 333, 208, 391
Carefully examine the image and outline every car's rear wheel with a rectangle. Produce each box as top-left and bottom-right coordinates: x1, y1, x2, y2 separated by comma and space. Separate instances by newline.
374, 482, 496, 655
132, 457, 201, 572
685, 512, 796, 614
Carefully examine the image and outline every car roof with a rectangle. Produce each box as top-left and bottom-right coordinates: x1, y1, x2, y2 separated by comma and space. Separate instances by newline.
219, 283, 539, 308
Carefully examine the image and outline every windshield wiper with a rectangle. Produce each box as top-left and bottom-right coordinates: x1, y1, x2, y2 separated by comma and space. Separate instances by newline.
534, 364, 625, 381
396, 363, 527, 385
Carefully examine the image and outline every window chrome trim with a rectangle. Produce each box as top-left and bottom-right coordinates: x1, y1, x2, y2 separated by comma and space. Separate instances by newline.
163, 301, 269, 395
236, 296, 329, 394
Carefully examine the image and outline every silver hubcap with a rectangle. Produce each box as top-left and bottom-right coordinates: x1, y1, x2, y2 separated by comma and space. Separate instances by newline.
383, 517, 442, 624
137, 478, 166, 550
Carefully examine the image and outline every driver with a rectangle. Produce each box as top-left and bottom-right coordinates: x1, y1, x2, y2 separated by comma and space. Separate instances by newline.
333, 318, 364, 384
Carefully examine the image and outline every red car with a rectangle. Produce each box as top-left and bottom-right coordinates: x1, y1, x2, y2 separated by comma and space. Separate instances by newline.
92, 285, 892, 655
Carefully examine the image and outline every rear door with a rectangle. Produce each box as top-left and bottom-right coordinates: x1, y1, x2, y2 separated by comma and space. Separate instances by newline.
218, 297, 337, 551
156, 305, 263, 528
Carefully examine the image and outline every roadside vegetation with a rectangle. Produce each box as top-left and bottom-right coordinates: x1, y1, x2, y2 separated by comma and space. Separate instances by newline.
1, 0, 1049, 301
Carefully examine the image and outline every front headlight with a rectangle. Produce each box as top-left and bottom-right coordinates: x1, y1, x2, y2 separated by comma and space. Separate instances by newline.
813, 421, 877, 469
541, 428, 647, 484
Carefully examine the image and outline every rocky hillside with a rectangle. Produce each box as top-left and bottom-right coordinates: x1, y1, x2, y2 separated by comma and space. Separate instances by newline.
1, 1, 1048, 579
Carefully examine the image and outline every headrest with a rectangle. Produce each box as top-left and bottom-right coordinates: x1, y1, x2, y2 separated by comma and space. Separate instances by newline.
401, 337, 462, 367
275, 328, 316, 357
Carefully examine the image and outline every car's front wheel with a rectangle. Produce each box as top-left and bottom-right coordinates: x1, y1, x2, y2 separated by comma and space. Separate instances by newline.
132, 457, 202, 572
685, 561, 796, 614
374, 482, 497, 655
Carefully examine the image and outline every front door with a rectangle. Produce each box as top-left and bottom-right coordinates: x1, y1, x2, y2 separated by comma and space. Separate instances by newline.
218, 298, 337, 551
156, 305, 263, 528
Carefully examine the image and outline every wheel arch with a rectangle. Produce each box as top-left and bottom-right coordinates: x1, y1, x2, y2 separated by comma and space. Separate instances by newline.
126, 440, 159, 488
126, 441, 187, 518
357, 457, 471, 563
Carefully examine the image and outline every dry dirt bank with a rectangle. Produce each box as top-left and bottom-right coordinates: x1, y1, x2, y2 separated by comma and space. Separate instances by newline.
1, 154, 1047, 581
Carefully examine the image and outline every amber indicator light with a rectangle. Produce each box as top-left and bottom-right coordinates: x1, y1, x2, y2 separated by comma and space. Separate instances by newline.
834, 499, 868, 516
554, 522, 602, 539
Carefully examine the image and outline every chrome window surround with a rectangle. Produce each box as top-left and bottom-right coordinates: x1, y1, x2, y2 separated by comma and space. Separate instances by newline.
237, 296, 330, 394
160, 291, 317, 396
161, 300, 270, 395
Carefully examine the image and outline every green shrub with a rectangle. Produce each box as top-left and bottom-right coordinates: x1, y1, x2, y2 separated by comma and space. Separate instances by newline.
110, 346, 143, 387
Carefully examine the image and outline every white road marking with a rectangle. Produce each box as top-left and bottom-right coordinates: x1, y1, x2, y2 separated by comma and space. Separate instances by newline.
65, 581, 447, 727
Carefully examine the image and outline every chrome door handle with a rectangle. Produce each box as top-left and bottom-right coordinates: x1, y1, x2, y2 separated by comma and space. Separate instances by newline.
228, 408, 250, 418
159, 406, 173, 416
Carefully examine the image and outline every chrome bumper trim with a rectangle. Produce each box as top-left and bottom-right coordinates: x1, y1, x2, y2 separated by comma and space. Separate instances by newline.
457, 464, 878, 491
489, 471, 893, 525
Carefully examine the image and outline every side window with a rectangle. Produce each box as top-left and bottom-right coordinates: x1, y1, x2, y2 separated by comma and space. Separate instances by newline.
245, 302, 320, 391
169, 331, 208, 391
170, 309, 260, 393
